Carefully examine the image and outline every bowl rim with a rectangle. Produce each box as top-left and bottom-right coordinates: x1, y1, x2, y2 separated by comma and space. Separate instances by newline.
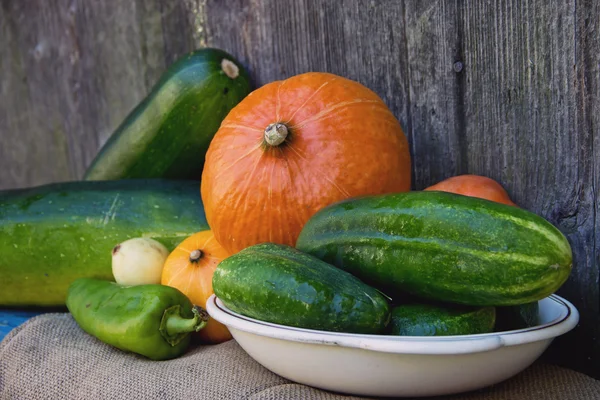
207, 294, 579, 355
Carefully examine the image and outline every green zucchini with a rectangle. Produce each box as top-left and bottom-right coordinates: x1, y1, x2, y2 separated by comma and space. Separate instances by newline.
495, 302, 540, 331
388, 303, 496, 336
0, 180, 208, 306
212, 243, 391, 334
84, 48, 252, 180
296, 191, 573, 306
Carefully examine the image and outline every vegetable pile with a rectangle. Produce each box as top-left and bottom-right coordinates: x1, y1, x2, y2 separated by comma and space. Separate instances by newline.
0, 48, 572, 360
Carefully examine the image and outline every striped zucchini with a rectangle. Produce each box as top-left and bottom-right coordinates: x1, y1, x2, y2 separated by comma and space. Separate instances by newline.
295, 191, 572, 306
389, 303, 496, 336
213, 243, 391, 334
0, 180, 208, 306
84, 48, 251, 180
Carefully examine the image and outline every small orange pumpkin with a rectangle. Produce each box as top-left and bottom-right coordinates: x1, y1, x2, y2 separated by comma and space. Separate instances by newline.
161, 230, 232, 344
425, 175, 517, 206
201, 72, 411, 254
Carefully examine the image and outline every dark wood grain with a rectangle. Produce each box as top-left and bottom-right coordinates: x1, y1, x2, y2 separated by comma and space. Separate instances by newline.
0, 0, 199, 189
572, 0, 600, 375
403, 0, 464, 189
0, 0, 598, 378
0, 0, 74, 187
205, 0, 413, 180
205, 0, 411, 123
452, 0, 597, 374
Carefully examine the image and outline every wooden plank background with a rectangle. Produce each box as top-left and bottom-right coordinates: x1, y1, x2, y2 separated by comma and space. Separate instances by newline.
0, 0, 598, 379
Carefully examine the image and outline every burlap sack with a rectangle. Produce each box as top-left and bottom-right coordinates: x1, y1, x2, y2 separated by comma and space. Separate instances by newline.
0, 313, 598, 400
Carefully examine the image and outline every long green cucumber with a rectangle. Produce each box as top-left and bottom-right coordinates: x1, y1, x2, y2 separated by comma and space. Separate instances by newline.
389, 303, 496, 336
84, 48, 252, 180
495, 302, 540, 331
213, 243, 391, 334
0, 180, 208, 306
296, 191, 573, 306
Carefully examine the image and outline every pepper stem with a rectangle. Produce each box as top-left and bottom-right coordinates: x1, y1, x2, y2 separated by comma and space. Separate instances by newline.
264, 123, 288, 146
159, 305, 209, 346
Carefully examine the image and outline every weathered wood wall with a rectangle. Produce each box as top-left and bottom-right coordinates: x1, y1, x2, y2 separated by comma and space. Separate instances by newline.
0, 0, 598, 379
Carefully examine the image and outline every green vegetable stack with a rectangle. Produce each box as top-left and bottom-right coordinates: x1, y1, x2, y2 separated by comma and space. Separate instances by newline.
213, 191, 572, 337
0, 47, 253, 360
1, 50, 574, 364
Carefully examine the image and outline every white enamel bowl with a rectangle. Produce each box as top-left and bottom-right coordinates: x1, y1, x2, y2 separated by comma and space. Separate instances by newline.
207, 294, 579, 398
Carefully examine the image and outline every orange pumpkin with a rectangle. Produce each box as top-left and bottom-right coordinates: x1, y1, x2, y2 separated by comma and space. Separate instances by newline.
424, 175, 517, 206
161, 230, 232, 344
201, 72, 411, 253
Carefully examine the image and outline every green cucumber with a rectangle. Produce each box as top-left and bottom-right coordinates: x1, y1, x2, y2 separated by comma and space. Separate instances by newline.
0, 180, 208, 306
84, 48, 252, 180
389, 303, 496, 336
495, 302, 540, 331
296, 191, 572, 306
212, 243, 390, 334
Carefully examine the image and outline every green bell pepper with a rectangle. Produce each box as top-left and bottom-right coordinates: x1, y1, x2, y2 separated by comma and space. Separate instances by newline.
66, 278, 208, 360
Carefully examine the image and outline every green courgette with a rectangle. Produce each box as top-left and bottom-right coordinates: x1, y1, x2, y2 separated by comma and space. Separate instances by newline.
495, 302, 540, 331
389, 303, 496, 336
212, 243, 391, 334
296, 191, 573, 306
84, 48, 252, 180
0, 180, 208, 306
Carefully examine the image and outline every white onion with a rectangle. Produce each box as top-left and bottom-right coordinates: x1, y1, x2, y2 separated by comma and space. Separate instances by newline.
111, 237, 169, 285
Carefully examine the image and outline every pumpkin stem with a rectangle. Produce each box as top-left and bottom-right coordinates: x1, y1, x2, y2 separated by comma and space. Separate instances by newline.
190, 249, 203, 262
264, 123, 289, 146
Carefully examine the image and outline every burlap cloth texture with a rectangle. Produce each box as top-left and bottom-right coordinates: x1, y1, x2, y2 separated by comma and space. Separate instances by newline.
1, 313, 598, 400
